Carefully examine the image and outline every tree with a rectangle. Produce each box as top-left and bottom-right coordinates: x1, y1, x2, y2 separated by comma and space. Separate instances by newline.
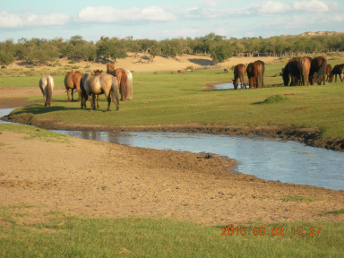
209, 44, 232, 64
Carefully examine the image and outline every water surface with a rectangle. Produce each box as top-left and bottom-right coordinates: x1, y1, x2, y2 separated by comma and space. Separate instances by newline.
53, 130, 344, 191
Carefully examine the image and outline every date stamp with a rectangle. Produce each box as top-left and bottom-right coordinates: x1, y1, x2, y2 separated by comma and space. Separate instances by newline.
221, 226, 321, 236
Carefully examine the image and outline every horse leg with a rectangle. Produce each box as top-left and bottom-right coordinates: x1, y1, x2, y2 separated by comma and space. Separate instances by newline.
106, 96, 111, 112
67, 89, 71, 102
77, 88, 81, 101
97, 95, 100, 108
71, 89, 74, 101
89, 95, 94, 111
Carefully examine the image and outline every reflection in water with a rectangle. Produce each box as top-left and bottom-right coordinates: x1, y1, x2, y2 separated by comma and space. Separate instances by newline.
53, 130, 344, 191
214, 83, 235, 90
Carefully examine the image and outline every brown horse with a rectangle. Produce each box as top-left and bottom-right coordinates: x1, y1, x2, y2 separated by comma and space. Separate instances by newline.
329, 64, 344, 82
232, 64, 246, 89
224, 68, 229, 73
283, 58, 300, 86
178, 70, 183, 74
309, 56, 327, 85
297, 57, 312, 86
326, 65, 332, 82
106, 63, 133, 102
246, 61, 263, 89
39, 75, 54, 106
81, 73, 119, 112
64, 70, 82, 102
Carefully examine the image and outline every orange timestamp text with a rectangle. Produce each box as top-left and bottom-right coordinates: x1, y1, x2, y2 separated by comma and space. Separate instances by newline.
221, 226, 321, 236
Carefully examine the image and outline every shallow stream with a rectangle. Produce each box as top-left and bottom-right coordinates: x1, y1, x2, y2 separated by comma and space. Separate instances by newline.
1, 108, 343, 191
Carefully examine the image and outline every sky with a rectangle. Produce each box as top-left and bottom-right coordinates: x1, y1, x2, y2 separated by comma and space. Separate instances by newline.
0, 0, 343, 43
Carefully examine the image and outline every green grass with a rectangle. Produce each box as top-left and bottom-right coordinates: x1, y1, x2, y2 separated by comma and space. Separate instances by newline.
1, 60, 344, 140
281, 195, 322, 202
0, 206, 343, 257
0, 123, 70, 142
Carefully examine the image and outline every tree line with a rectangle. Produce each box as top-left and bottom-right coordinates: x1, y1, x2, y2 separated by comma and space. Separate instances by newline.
1, 32, 343, 66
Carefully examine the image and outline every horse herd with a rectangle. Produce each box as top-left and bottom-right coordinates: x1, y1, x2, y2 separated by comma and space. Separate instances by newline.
226, 56, 344, 90
39, 63, 133, 111
282, 56, 344, 87
228, 60, 265, 89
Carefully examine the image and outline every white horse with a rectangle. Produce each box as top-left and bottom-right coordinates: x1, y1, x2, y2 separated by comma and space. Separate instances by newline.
81, 73, 120, 112
39, 75, 55, 106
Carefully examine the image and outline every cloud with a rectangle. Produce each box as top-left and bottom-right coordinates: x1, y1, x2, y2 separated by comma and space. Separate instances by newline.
291, 0, 329, 12
0, 11, 69, 28
248, 1, 293, 14
76, 6, 177, 23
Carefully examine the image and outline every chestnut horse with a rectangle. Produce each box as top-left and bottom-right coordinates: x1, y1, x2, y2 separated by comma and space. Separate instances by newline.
329, 64, 344, 82
81, 73, 119, 112
106, 63, 133, 102
246, 61, 263, 89
283, 58, 300, 86
309, 56, 327, 85
39, 75, 54, 106
232, 64, 246, 89
297, 57, 312, 86
64, 70, 82, 102
326, 64, 333, 82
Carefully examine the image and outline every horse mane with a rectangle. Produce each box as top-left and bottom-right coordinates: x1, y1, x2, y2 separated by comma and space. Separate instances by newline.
106, 63, 115, 73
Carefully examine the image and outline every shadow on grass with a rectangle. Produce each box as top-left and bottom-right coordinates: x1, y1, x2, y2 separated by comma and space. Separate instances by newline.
13, 104, 78, 115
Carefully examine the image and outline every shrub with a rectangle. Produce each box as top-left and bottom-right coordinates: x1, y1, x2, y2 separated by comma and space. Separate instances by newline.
261, 95, 290, 104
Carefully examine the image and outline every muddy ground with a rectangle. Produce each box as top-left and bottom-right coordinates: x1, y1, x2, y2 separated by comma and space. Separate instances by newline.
0, 88, 344, 226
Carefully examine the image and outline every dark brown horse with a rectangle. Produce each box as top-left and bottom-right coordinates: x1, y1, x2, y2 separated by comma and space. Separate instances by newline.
81, 73, 119, 112
297, 57, 312, 86
326, 64, 333, 82
232, 64, 246, 89
106, 63, 133, 101
224, 68, 229, 73
282, 58, 300, 86
309, 56, 327, 85
64, 70, 82, 102
246, 61, 263, 89
329, 64, 344, 82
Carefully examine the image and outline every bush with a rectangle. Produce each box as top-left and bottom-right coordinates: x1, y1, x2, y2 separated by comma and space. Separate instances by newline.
262, 95, 290, 104
25, 65, 34, 68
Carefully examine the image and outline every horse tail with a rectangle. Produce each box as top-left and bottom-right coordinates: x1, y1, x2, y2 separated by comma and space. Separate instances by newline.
46, 76, 54, 106
316, 58, 327, 85
120, 70, 128, 101
126, 70, 133, 100
111, 77, 120, 110
257, 64, 263, 88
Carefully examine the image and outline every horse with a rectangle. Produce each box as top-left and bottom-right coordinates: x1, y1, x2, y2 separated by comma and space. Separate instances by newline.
39, 75, 54, 106
64, 70, 82, 102
232, 64, 246, 89
283, 58, 300, 86
329, 64, 344, 83
106, 63, 133, 102
309, 56, 327, 85
326, 64, 333, 82
246, 61, 263, 89
297, 57, 312, 86
81, 73, 119, 112
224, 68, 229, 73
178, 70, 183, 74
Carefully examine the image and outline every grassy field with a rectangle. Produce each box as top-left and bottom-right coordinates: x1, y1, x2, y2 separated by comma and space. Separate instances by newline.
1, 205, 344, 257
1, 61, 344, 257
3, 60, 344, 139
